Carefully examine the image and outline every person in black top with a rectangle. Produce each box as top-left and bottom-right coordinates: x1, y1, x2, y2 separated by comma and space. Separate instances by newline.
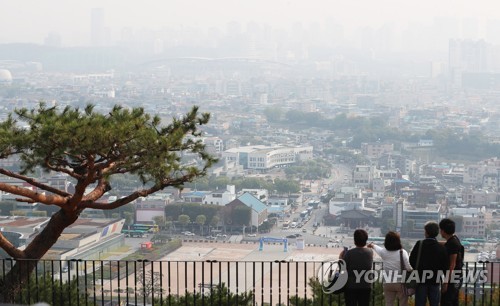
439, 218, 464, 306
340, 229, 373, 306
409, 221, 448, 306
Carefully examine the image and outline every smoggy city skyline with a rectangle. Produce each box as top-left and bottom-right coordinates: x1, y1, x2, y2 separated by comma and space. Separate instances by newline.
2, 0, 500, 46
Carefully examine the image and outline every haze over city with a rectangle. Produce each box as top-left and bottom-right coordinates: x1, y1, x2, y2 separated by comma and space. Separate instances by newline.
2, 0, 500, 46
0, 1, 499, 305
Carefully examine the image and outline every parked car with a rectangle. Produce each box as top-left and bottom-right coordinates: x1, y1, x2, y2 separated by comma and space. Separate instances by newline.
183, 231, 195, 236
247, 233, 257, 237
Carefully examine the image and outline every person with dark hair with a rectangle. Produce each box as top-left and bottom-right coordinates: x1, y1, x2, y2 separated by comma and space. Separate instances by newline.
439, 218, 464, 306
340, 229, 373, 306
368, 231, 412, 306
410, 221, 448, 306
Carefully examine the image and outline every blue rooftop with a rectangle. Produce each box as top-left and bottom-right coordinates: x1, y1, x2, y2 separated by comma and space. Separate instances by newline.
183, 191, 210, 197
237, 192, 267, 213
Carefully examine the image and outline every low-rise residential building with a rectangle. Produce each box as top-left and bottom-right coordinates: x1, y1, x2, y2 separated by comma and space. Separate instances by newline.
463, 158, 500, 186
222, 145, 313, 170
462, 188, 499, 207
353, 165, 372, 187
370, 178, 386, 198
449, 207, 486, 238
181, 190, 211, 203
202, 185, 236, 205
203, 136, 224, 155
361, 142, 394, 159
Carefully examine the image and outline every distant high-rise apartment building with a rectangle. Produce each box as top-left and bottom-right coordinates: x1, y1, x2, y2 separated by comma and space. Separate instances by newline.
91, 8, 106, 47
449, 39, 489, 73
449, 39, 490, 86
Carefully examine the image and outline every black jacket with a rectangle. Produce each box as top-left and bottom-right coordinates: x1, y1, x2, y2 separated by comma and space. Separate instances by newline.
409, 238, 448, 284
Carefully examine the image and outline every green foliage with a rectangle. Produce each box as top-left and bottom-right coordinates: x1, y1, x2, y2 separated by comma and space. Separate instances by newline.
263, 106, 285, 122
284, 160, 331, 180
210, 215, 220, 227
289, 277, 385, 306
165, 203, 220, 224
195, 214, 206, 226
0, 103, 217, 304
124, 239, 182, 262
258, 219, 274, 233
196, 214, 207, 235
153, 216, 166, 229
289, 277, 345, 306
14, 273, 92, 306
0, 103, 216, 187
178, 215, 190, 228
109, 173, 143, 191
273, 109, 500, 160
274, 178, 301, 195
154, 283, 254, 306
188, 176, 301, 196
231, 177, 273, 191
123, 211, 134, 225
186, 175, 231, 191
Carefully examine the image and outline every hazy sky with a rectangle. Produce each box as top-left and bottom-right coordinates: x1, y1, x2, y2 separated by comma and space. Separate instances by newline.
1, 0, 499, 46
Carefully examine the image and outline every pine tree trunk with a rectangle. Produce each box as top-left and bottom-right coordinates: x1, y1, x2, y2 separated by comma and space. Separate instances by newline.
0, 208, 78, 303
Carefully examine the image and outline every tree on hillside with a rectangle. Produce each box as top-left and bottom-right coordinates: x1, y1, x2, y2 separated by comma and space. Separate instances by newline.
210, 215, 220, 227
274, 178, 300, 195
178, 214, 191, 231
153, 215, 166, 231
196, 214, 207, 236
0, 103, 216, 302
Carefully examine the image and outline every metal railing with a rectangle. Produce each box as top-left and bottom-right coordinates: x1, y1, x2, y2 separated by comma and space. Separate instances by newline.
0, 259, 498, 306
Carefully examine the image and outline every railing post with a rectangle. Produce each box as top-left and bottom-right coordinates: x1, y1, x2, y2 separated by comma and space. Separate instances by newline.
4, 258, 499, 306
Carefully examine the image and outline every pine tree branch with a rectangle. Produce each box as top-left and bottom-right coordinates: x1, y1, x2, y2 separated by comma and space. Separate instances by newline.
0, 168, 71, 197
0, 232, 26, 259
82, 179, 111, 202
79, 184, 162, 210
0, 182, 66, 207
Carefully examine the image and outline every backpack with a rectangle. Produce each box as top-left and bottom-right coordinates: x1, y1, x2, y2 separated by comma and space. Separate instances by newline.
453, 235, 465, 270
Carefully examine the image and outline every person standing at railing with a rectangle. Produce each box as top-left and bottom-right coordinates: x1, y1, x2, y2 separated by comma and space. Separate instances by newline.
409, 221, 449, 306
367, 231, 412, 306
439, 218, 464, 306
339, 229, 374, 306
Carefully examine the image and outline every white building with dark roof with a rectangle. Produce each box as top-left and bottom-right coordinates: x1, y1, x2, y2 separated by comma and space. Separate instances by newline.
222, 145, 313, 170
